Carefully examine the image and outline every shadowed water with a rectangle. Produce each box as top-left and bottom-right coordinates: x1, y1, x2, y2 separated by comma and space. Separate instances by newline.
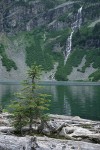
0, 82, 100, 121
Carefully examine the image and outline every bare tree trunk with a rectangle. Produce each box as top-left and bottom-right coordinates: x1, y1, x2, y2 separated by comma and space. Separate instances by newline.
37, 120, 46, 133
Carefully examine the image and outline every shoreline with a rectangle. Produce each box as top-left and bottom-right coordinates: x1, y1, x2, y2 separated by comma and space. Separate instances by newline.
0, 113, 100, 149
0, 80, 100, 86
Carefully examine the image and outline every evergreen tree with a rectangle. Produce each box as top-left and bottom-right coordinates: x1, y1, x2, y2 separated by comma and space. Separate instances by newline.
9, 92, 28, 134
9, 64, 50, 134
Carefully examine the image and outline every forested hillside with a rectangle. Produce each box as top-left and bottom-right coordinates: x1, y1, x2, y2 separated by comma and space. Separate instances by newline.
0, 0, 100, 81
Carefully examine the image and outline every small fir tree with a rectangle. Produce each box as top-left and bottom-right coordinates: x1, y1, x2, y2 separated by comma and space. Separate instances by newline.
9, 64, 50, 134
9, 92, 28, 134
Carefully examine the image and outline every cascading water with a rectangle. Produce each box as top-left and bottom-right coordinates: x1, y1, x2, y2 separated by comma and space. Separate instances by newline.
64, 7, 82, 65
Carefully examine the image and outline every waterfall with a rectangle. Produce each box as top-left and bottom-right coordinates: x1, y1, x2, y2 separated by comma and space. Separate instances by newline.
64, 7, 82, 65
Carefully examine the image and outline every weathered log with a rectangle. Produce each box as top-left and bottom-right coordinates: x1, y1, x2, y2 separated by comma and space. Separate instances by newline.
38, 120, 69, 135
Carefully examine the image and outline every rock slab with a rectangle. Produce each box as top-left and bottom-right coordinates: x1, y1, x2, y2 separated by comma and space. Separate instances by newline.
0, 135, 100, 150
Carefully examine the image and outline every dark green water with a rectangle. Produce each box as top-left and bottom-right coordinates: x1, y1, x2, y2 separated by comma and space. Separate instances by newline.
0, 82, 100, 121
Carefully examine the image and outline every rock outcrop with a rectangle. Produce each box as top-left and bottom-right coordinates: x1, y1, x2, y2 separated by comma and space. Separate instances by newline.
0, 113, 100, 150
0, 0, 100, 81
0, 135, 100, 150
0, 135, 38, 150
0, 0, 75, 34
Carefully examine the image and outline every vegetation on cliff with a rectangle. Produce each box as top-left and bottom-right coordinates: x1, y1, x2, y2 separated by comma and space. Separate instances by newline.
0, 44, 17, 71
71, 23, 100, 79
0, 0, 100, 81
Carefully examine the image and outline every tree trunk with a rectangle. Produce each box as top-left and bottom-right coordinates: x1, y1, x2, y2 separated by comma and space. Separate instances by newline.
37, 120, 45, 133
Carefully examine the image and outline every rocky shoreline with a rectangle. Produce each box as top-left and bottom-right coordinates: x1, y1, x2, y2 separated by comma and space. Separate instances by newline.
0, 113, 100, 150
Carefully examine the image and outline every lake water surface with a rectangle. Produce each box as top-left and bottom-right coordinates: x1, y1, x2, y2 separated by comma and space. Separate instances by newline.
0, 82, 100, 121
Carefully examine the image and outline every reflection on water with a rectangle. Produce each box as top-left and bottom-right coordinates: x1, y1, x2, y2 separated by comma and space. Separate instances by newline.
0, 83, 100, 120
0, 84, 21, 109
63, 94, 71, 115
65, 86, 96, 119
69, 86, 94, 103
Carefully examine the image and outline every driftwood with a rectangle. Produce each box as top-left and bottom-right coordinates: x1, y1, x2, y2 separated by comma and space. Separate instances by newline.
0, 113, 100, 145
45, 122, 67, 134
38, 120, 69, 135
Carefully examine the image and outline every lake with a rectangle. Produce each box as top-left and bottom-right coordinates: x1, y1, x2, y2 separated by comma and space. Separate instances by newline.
0, 81, 100, 121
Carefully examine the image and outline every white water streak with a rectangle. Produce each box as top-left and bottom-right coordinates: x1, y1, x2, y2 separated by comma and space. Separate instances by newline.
64, 7, 82, 65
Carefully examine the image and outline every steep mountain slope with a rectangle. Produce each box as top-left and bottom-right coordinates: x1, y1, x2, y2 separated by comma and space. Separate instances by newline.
0, 0, 100, 81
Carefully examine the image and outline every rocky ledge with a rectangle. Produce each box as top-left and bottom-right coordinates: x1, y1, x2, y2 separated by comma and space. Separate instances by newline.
0, 113, 100, 150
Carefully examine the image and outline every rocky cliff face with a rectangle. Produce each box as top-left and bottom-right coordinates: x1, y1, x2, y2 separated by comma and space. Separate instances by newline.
0, 0, 76, 34
0, 0, 100, 81
0, 0, 45, 34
